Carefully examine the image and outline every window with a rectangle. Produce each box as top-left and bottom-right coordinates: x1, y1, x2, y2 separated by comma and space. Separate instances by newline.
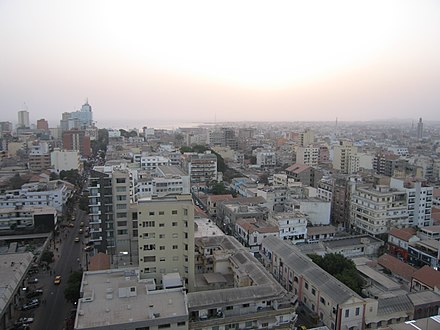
242, 303, 250, 307
159, 234, 165, 238
172, 222, 178, 227
172, 245, 178, 250
305, 282, 309, 289
172, 210, 178, 215
116, 195, 126, 201
172, 233, 178, 238
177, 322, 186, 326
116, 186, 126, 192
144, 244, 156, 250
312, 288, 316, 296
143, 256, 156, 262
226, 306, 233, 310
143, 221, 155, 227
159, 223, 165, 227
144, 267, 156, 273
116, 212, 127, 218
355, 307, 360, 316
159, 211, 164, 215
158, 324, 170, 329
116, 178, 126, 183
160, 257, 165, 262
320, 297, 326, 304
345, 309, 349, 318
116, 204, 126, 210
117, 229, 127, 235
149, 211, 155, 216
132, 212, 138, 220
117, 221, 127, 227
184, 208, 188, 216
160, 246, 165, 250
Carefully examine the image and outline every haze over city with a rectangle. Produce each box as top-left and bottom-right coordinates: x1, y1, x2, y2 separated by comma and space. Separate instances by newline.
1, 0, 440, 127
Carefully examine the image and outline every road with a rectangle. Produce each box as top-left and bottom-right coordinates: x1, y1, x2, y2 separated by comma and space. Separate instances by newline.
29, 208, 88, 330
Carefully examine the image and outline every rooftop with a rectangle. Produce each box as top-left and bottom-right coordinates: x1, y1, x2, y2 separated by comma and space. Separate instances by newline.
412, 266, 440, 289
377, 254, 416, 282
76, 269, 188, 329
194, 218, 224, 238
388, 228, 417, 242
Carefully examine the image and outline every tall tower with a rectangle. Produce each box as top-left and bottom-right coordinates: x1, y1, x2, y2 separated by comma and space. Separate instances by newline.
417, 118, 423, 139
17, 110, 30, 128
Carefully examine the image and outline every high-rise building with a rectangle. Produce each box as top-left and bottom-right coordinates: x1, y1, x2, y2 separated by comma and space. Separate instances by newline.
17, 110, 30, 128
36, 118, 49, 131
135, 195, 195, 289
332, 140, 358, 174
70, 99, 93, 128
62, 129, 91, 157
417, 117, 423, 139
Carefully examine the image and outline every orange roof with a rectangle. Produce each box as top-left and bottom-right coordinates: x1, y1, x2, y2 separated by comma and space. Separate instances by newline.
286, 163, 310, 174
378, 254, 416, 282
412, 265, 440, 289
388, 227, 417, 242
88, 252, 111, 271
208, 194, 234, 202
236, 218, 278, 234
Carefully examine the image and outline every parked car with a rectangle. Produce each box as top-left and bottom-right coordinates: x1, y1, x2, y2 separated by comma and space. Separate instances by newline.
27, 278, 38, 284
26, 289, 43, 298
15, 317, 34, 326
74, 237, 80, 243
84, 245, 93, 252
21, 299, 40, 310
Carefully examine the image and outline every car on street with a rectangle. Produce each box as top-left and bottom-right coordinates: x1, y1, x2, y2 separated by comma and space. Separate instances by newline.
15, 317, 34, 326
21, 299, 40, 310
54, 275, 62, 285
27, 278, 38, 284
74, 237, 80, 242
84, 245, 93, 252
79, 228, 83, 234
26, 289, 43, 298
80, 221, 84, 227
68, 223, 75, 228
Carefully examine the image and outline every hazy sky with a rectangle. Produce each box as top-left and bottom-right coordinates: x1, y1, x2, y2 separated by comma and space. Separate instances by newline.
1, 0, 440, 128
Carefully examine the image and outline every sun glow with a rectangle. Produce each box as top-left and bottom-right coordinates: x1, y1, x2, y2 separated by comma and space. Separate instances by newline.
83, 0, 411, 88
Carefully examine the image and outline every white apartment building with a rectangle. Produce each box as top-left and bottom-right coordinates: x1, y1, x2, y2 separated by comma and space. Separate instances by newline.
272, 173, 298, 188
184, 152, 218, 185
132, 166, 190, 202
235, 218, 279, 252
257, 187, 288, 211
255, 150, 276, 168
136, 195, 195, 290
390, 177, 433, 227
50, 148, 80, 173
285, 197, 331, 225
0, 181, 74, 213
140, 155, 171, 170
296, 146, 319, 167
351, 185, 409, 236
332, 140, 358, 174
269, 211, 307, 244
387, 146, 409, 157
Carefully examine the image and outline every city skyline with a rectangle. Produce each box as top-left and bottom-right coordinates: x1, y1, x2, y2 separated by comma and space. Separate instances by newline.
1, 0, 440, 126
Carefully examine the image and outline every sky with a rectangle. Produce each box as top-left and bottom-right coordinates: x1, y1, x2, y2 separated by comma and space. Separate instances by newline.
1, 0, 440, 128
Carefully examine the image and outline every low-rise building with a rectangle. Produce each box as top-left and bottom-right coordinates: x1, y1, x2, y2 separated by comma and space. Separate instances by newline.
408, 240, 440, 269
306, 225, 336, 242
387, 228, 420, 262
410, 265, 440, 293
269, 212, 307, 244
235, 218, 278, 252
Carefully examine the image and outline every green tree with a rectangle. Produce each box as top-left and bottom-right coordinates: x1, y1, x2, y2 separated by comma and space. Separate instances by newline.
60, 169, 81, 186
308, 253, 364, 295
8, 173, 26, 189
49, 172, 59, 180
41, 250, 54, 264
64, 271, 83, 303
180, 146, 193, 153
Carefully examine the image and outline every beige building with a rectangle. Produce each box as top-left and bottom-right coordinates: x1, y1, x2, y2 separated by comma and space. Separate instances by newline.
332, 140, 358, 174
296, 146, 319, 167
50, 148, 81, 173
136, 195, 195, 290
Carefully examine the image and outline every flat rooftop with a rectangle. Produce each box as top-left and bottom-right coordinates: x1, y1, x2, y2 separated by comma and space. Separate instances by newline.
75, 269, 188, 329
194, 218, 224, 238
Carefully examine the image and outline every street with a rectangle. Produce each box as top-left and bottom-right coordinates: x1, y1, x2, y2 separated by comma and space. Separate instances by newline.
27, 208, 88, 330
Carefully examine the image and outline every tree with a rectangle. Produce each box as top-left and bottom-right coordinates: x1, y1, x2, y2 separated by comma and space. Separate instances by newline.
49, 172, 59, 180
8, 173, 26, 189
308, 253, 364, 295
41, 250, 54, 264
64, 271, 83, 303
60, 169, 81, 186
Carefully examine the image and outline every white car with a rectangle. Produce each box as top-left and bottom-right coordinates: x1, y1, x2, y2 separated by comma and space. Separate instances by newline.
15, 317, 34, 326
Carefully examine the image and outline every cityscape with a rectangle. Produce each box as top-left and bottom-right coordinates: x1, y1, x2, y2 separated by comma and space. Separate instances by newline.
1, 102, 440, 330
1, 1, 440, 330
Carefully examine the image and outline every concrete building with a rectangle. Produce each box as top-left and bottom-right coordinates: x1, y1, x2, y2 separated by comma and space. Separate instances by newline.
0, 205, 57, 233
0, 180, 74, 213
261, 236, 366, 330
410, 266, 440, 293
285, 163, 322, 188
306, 225, 336, 242
300, 129, 314, 147
417, 118, 423, 140
284, 197, 331, 226
269, 212, 307, 244
75, 268, 189, 330
350, 185, 409, 236
28, 141, 51, 171
255, 150, 276, 168
235, 218, 278, 252
206, 194, 234, 218
70, 100, 93, 128
389, 178, 433, 228
183, 152, 218, 185
50, 149, 81, 173
387, 228, 420, 262
140, 155, 171, 170
190, 235, 297, 329
36, 118, 49, 131
17, 110, 30, 128
136, 195, 195, 290
0, 253, 34, 330
332, 140, 358, 174
132, 166, 190, 202
63, 129, 91, 157
408, 240, 440, 269
296, 146, 319, 167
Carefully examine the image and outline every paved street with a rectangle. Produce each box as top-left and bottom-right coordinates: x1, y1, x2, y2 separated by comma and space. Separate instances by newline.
26, 208, 88, 330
